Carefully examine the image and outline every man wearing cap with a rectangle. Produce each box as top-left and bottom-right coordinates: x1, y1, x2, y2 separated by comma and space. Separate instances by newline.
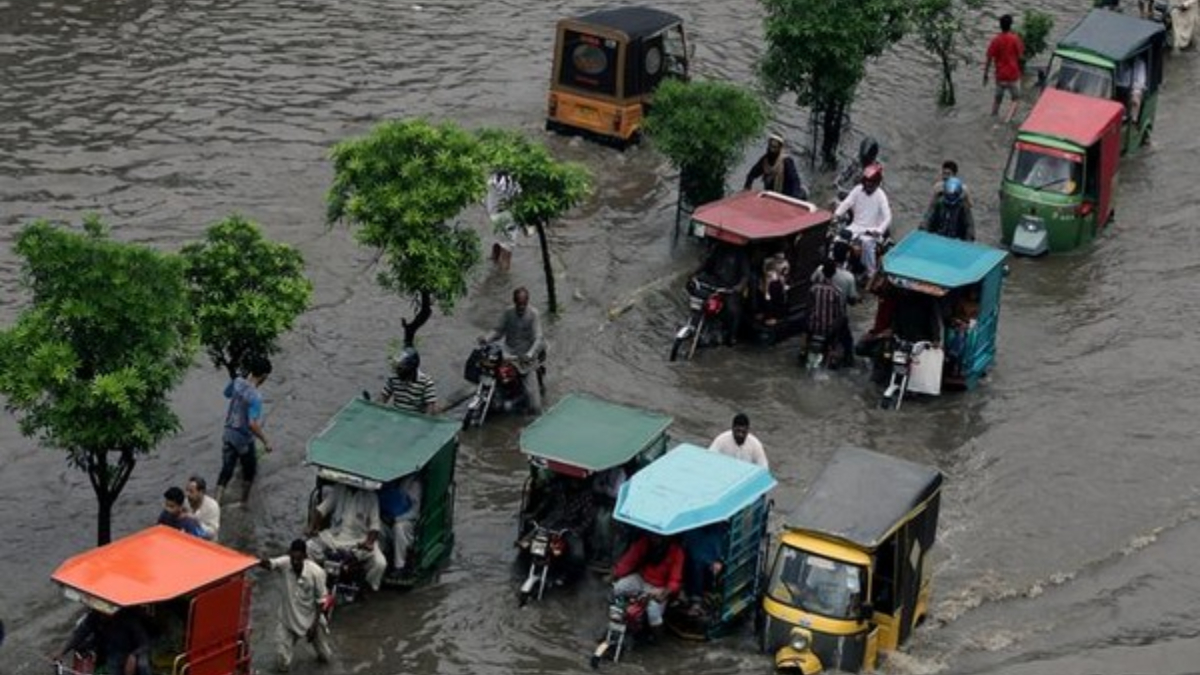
260, 540, 333, 672
378, 347, 438, 415
744, 134, 807, 200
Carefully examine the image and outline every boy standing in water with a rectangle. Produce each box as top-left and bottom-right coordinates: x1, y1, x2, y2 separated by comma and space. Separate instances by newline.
983, 14, 1025, 124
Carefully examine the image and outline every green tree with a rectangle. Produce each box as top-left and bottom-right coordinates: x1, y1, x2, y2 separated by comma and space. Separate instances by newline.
477, 130, 592, 315
1017, 9, 1056, 67
759, 0, 908, 167
0, 218, 195, 545
911, 0, 984, 106
181, 215, 313, 379
643, 78, 768, 226
327, 119, 486, 346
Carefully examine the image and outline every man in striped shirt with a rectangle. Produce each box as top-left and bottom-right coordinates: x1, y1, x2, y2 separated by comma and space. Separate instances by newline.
378, 348, 438, 415
808, 261, 847, 355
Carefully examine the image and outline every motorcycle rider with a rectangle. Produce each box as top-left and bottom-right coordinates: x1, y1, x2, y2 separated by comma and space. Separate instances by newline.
743, 133, 808, 200
834, 162, 892, 280
377, 348, 438, 414
611, 531, 685, 642
693, 243, 751, 345
306, 483, 387, 592
921, 177, 975, 241
527, 475, 596, 579
480, 286, 546, 414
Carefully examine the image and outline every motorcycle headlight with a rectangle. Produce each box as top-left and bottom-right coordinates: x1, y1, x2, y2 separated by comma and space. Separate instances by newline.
789, 628, 811, 653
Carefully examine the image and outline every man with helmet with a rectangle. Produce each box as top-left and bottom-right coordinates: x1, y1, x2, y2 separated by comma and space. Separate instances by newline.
378, 347, 438, 415
744, 133, 808, 200
833, 162, 892, 279
922, 176, 975, 241
834, 137, 880, 199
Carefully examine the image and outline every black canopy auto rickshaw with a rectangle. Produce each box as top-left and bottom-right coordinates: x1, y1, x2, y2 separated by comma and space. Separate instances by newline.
546, 6, 689, 146
1047, 9, 1166, 154
670, 190, 833, 361
762, 448, 943, 673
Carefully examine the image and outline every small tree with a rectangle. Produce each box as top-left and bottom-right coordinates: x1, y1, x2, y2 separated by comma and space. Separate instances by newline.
1018, 9, 1056, 68
477, 130, 592, 315
181, 215, 313, 379
760, 0, 908, 167
0, 218, 195, 545
644, 79, 768, 225
327, 119, 486, 346
911, 0, 984, 106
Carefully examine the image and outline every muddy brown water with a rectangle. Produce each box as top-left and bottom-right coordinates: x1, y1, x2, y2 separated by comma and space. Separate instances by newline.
2, 0, 1199, 673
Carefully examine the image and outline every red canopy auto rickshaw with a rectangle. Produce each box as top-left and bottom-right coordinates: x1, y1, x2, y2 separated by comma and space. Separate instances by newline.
52, 526, 258, 675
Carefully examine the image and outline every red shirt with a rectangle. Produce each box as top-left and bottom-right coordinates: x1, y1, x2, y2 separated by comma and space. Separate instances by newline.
612, 536, 685, 594
987, 32, 1025, 83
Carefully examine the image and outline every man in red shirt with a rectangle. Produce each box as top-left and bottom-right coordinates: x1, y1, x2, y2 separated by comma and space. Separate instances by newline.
611, 531, 685, 639
983, 14, 1025, 123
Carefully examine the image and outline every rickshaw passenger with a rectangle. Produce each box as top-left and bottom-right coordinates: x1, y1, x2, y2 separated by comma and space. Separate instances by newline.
681, 523, 727, 610
1115, 53, 1148, 122
592, 464, 631, 562
892, 290, 944, 345
260, 539, 332, 672
759, 253, 790, 326
157, 487, 208, 539
532, 475, 596, 571
183, 476, 220, 541
307, 483, 387, 591
612, 532, 686, 638
379, 474, 422, 580
58, 608, 152, 675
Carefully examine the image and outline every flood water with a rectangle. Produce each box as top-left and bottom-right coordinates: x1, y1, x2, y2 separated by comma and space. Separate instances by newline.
2, 0, 1199, 673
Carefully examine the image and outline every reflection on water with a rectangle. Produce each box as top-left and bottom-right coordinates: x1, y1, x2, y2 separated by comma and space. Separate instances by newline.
2, 0, 1199, 673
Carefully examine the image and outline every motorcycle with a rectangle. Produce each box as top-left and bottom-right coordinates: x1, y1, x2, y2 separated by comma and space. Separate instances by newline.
669, 278, 733, 362
318, 547, 366, 607
517, 522, 571, 606
462, 342, 545, 429
827, 216, 893, 285
879, 338, 934, 411
590, 593, 651, 669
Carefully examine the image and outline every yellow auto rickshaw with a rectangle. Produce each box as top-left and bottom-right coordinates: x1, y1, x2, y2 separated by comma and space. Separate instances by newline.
762, 448, 944, 673
546, 6, 689, 146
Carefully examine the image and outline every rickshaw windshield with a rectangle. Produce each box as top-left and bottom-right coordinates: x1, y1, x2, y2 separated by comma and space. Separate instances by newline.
768, 546, 865, 620
1005, 144, 1083, 195
1048, 57, 1113, 99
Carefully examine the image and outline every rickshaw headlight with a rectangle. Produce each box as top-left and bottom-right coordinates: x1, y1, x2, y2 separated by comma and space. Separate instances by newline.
789, 628, 811, 652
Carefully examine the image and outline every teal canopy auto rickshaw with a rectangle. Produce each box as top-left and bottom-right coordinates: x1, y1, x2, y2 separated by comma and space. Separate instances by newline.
870, 232, 1008, 410
999, 88, 1124, 255
591, 444, 776, 665
1047, 9, 1166, 154
306, 398, 460, 594
763, 447, 943, 673
516, 393, 672, 604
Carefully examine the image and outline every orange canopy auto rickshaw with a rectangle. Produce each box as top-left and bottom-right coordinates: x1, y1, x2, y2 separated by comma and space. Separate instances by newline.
52, 526, 258, 675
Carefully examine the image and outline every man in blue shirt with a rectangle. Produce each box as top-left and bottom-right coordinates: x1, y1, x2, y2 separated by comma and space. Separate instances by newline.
157, 487, 207, 539
217, 356, 274, 505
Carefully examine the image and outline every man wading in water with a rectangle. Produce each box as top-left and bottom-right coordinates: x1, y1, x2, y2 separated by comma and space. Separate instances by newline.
744, 133, 807, 200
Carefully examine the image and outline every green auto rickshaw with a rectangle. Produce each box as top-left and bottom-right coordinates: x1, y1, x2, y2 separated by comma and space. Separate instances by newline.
1047, 8, 1166, 154
999, 87, 1124, 255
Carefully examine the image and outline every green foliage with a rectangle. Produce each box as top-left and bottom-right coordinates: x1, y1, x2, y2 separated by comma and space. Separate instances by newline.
476, 129, 592, 229
327, 119, 486, 316
644, 78, 768, 207
1018, 10, 1055, 63
910, 0, 983, 106
181, 215, 313, 378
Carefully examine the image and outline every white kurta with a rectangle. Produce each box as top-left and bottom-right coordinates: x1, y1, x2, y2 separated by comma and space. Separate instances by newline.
708, 430, 770, 469
184, 494, 221, 541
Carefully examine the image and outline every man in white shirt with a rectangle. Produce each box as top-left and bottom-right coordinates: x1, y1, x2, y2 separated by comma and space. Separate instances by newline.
183, 476, 221, 541
306, 483, 387, 591
708, 413, 769, 469
260, 539, 332, 672
834, 162, 892, 279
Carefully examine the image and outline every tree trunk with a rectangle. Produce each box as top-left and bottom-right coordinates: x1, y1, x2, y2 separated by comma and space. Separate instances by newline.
402, 290, 433, 347
535, 221, 558, 315
820, 100, 846, 169
939, 49, 956, 106
86, 448, 137, 546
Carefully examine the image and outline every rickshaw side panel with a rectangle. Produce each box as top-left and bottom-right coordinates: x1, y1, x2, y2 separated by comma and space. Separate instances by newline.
959, 264, 1006, 388
412, 439, 458, 576
185, 576, 252, 675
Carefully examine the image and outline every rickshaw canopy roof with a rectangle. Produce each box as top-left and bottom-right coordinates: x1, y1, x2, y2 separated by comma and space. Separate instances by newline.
570, 6, 683, 41
787, 448, 942, 550
1058, 9, 1166, 62
692, 190, 832, 245
520, 393, 672, 472
884, 231, 1008, 291
307, 398, 460, 482
614, 444, 776, 535
52, 526, 258, 611
1019, 88, 1125, 148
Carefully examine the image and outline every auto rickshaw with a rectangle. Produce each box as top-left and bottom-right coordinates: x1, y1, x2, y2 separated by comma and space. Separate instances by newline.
52, 525, 258, 675
762, 447, 943, 673
670, 190, 833, 361
515, 393, 673, 604
1047, 9, 1166, 154
306, 397, 460, 595
998, 88, 1124, 256
868, 232, 1008, 410
591, 443, 775, 665
546, 6, 689, 146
